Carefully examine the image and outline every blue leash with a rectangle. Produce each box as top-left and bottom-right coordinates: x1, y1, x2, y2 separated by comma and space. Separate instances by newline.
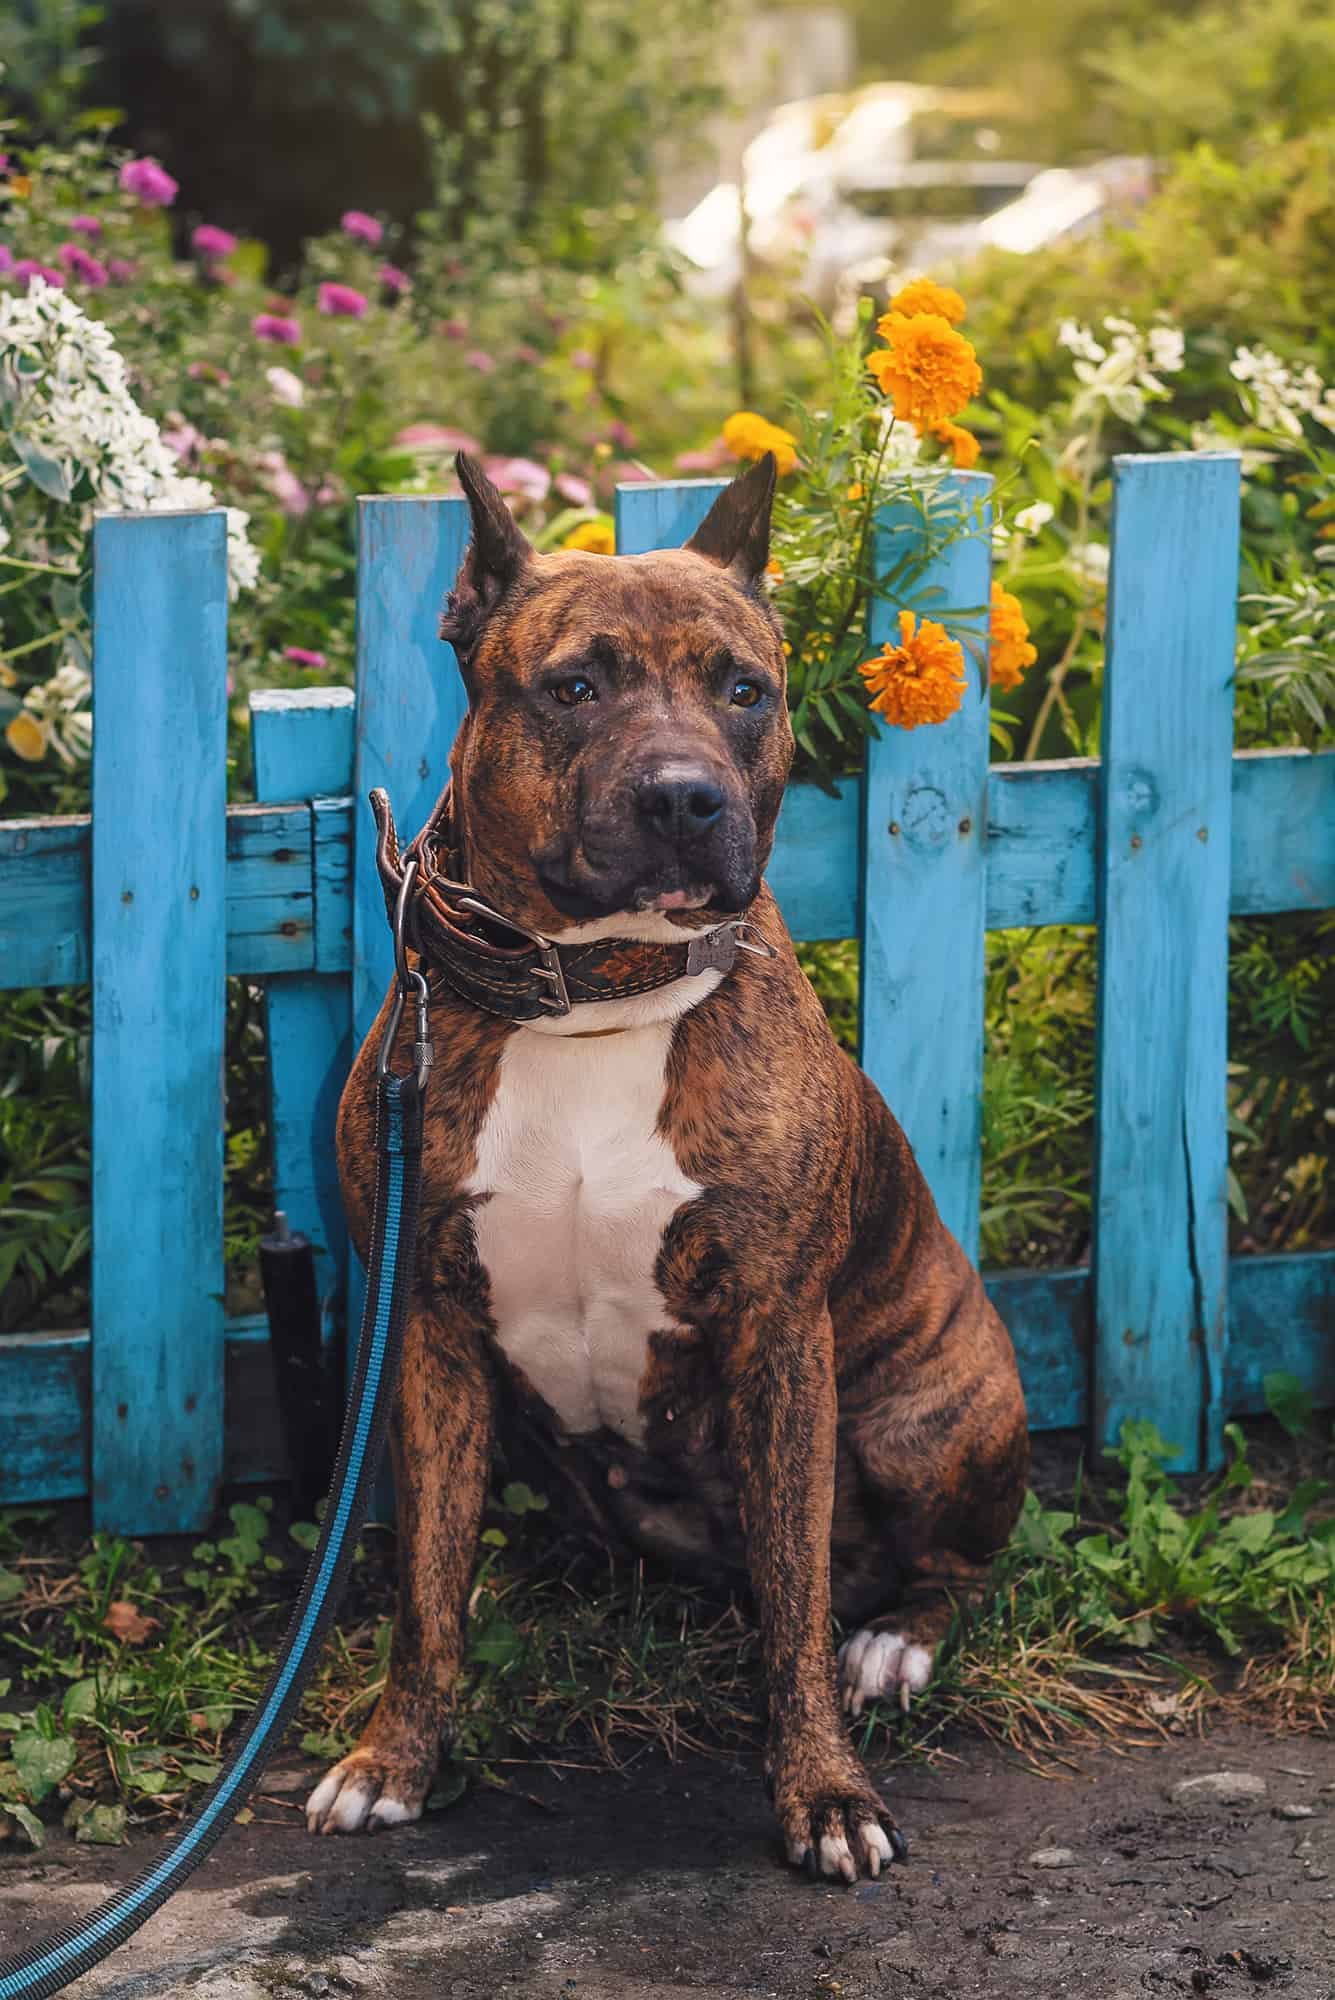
0, 855, 432, 2000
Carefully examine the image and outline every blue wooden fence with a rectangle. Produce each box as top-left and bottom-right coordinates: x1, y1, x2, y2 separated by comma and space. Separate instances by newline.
1, 455, 1332, 1533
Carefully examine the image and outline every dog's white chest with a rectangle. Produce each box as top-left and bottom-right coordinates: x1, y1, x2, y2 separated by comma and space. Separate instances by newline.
465, 1020, 701, 1443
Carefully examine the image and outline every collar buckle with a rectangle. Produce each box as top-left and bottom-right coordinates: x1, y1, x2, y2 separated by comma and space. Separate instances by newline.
452, 892, 572, 1015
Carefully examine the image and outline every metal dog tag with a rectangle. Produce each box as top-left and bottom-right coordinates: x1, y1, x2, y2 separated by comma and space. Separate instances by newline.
685, 919, 777, 978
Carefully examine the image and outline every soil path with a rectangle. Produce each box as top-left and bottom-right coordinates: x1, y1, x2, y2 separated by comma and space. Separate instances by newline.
1, 1726, 1332, 1999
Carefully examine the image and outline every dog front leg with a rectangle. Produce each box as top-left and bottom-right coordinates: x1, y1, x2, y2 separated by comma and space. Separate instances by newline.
723, 1303, 905, 1882
306, 1295, 493, 1834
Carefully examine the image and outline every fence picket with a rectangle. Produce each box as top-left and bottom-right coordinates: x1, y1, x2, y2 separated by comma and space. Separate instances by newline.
614, 477, 725, 554
859, 474, 993, 1258
352, 497, 471, 1048
1093, 453, 1241, 1472
250, 689, 356, 1319
90, 511, 229, 1534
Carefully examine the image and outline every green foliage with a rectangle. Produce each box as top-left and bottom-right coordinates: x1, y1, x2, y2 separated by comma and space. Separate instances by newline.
1003, 1421, 1335, 1657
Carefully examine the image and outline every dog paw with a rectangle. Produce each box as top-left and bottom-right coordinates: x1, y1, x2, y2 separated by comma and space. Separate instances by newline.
305, 1750, 429, 1835
837, 1628, 935, 1718
777, 1782, 908, 1882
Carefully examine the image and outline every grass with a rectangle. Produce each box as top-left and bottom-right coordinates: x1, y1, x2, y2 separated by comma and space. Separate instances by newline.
1, 1384, 1331, 1850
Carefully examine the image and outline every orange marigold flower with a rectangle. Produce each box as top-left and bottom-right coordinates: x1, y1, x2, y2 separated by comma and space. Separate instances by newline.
721, 409, 799, 476
866, 313, 982, 433
931, 419, 980, 468
563, 519, 615, 555
858, 609, 967, 730
881, 277, 966, 327
989, 582, 1037, 692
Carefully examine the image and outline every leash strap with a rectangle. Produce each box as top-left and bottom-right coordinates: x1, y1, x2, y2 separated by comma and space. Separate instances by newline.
0, 1068, 426, 2000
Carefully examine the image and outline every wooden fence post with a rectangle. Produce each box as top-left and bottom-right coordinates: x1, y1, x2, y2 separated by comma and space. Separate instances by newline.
1093, 453, 1241, 1473
614, 477, 726, 554
859, 473, 993, 1259
352, 498, 470, 1049
91, 510, 229, 1534
250, 688, 356, 1317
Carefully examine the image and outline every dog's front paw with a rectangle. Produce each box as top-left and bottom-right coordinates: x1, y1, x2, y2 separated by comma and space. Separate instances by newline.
838, 1627, 935, 1718
305, 1747, 431, 1835
771, 1753, 907, 1882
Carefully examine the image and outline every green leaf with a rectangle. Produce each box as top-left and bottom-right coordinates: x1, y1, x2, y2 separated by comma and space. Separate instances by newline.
12, 1731, 76, 1804
479, 1527, 508, 1548
1263, 1371, 1315, 1438
288, 1521, 319, 1551
228, 1502, 269, 1544
75, 1802, 126, 1845
0, 1568, 23, 1605
10, 435, 72, 503
2, 1803, 44, 1848
499, 1482, 547, 1517
179, 1759, 221, 1785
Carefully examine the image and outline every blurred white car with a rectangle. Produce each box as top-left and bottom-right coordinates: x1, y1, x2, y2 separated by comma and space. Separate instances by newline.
666, 82, 1152, 305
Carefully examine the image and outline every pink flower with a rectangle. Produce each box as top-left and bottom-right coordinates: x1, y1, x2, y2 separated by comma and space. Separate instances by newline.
69, 214, 102, 239
394, 422, 482, 454
606, 419, 638, 450
107, 257, 138, 285
570, 348, 596, 370
257, 450, 310, 516
252, 312, 302, 345
119, 157, 178, 207
318, 281, 368, 318
438, 316, 468, 340
482, 455, 550, 503
192, 223, 238, 259
675, 438, 731, 474
162, 421, 205, 463
0, 245, 14, 275
14, 260, 65, 290
514, 342, 542, 365
465, 349, 496, 374
554, 471, 593, 507
340, 210, 383, 245
283, 646, 327, 669
56, 241, 109, 287
378, 262, 411, 296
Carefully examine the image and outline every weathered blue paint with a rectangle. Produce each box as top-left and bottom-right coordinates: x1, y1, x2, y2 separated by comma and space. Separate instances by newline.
0, 818, 87, 986
614, 477, 725, 554
4, 1249, 1329, 1506
769, 782, 860, 941
353, 498, 470, 1047
1093, 453, 1242, 1473
90, 510, 229, 1534
986, 761, 1097, 928
859, 474, 993, 1258
251, 690, 357, 1318
1229, 746, 1335, 913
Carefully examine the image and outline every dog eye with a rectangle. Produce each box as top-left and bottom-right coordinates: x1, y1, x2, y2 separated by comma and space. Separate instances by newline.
729, 679, 764, 708
551, 676, 597, 706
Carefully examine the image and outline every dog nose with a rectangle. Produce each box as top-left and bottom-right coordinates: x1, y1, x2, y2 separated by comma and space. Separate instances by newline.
634, 769, 727, 842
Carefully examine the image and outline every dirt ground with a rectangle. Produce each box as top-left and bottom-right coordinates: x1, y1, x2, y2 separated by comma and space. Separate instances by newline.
1, 1725, 1332, 2000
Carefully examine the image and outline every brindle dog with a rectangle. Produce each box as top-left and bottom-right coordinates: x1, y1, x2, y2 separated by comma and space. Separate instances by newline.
307, 451, 1028, 1880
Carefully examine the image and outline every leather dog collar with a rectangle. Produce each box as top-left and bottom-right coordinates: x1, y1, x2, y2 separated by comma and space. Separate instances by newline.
370, 787, 775, 1022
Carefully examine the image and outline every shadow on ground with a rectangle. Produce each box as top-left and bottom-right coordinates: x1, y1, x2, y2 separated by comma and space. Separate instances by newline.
1, 1726, 1332, 1998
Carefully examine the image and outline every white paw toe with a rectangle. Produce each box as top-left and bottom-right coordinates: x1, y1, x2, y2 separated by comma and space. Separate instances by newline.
837, 1628, 935, 1717
305, 1763, 424, 1836
862, 1820, 893, 1876
818, 1831, 857, 1882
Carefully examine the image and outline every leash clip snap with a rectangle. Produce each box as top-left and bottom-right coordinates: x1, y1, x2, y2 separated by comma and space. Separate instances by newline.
380, 854, 434, 1087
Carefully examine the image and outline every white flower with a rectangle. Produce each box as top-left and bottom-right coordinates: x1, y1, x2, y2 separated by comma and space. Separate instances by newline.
1148, 325, 1185, 374
878, 405, 922, 467
266, 365, 305, 408
1014, 500, 1055, 536
1068, 541, 1110, 592
1228, 343, 1331, 440
1058, 319, 1105, 364
0, 278, 259, 598
21, 658, 93, 766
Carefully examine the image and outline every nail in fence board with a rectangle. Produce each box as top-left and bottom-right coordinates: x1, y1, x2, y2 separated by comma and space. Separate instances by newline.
1094, 453, 1242, 1472
860, 474, 993, 1260
90, 511, 229, 1534
250, 689, 357, 1316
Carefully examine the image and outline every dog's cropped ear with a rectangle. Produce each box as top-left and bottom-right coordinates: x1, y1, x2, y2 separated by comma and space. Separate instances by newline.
440, 452, 534, 677
684, 453, 777, 592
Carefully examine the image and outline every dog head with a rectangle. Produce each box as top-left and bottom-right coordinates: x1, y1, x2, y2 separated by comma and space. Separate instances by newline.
441, 451, 793, 932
